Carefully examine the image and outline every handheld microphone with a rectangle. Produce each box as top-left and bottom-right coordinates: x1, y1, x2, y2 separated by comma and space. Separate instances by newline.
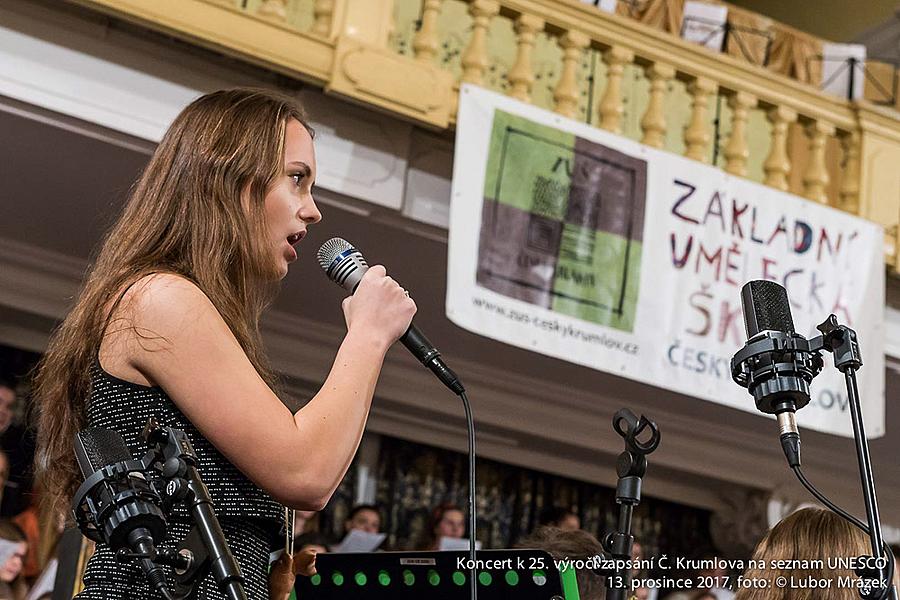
731, 280, 823, 467
72, 428, 171, 597
317, 237, 465, 395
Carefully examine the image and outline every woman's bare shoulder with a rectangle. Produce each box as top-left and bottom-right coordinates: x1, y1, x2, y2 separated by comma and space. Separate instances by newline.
101, 272, 224, 384
119, 273, 222, 336
124, 272, 210, 310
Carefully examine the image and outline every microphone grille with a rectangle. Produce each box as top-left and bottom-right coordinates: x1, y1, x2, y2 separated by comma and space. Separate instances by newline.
74, 428, 132, 478
741, 280, 795, 338
317, 237, 353, 271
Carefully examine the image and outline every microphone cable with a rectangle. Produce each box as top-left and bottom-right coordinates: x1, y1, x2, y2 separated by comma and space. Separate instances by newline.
460, 389, 478, 600
317, 238, 478, 599
790, 465, 896, 599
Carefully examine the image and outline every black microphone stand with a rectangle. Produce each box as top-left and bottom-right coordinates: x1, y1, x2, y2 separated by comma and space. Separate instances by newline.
602, 409, 661, 600
814, 317, 897, 600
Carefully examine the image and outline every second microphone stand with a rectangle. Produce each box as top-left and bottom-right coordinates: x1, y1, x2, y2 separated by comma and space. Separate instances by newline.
602, 409, 661, 600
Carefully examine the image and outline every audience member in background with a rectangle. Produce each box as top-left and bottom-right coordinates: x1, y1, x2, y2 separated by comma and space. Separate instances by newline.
0, 377, 34, 518
0, 380, 14, 435
664, 587, 696, 599
344, 504, 380, 535
0, 452, 8, 508
292, 509, 319, 538
632, 540, 659, 600
735, 507, 869, 600
294, 532, 330, 556
696, 553, 734, 600
0, 520, 28, 600
12, 487, 42, 582
538, 506, 581, 531
659, 548, 708, 600
270, 532, 331, 600
517, 526, 606, 600
0, 380, 16, 517
415, 503, 465, 550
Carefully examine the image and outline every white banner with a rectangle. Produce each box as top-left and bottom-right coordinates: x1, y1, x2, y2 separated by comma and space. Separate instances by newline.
447, 85, 885, 438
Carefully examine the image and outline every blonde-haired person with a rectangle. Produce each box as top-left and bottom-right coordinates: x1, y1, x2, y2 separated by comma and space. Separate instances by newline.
33, 88, 416, 598
735, 508, 875, 600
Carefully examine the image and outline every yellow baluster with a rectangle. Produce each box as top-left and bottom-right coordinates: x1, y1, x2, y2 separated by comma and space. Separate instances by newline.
413, 0, 443, 63
763, 106, 798, 191
598, 46, 634, 134
257, 0, 286, 21
312, 0, 336, 37
803, 120, 836, 204
461, 0, 500, 86
507, 13, 545, 103
723, 91, 757, 177
684, 77, 717, 163
640, 62, 675, 148
552, 30, 590, 118
838, 129, 861, 214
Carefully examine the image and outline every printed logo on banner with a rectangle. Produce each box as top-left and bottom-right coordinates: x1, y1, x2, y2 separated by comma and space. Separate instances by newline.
476, 110, 647, 332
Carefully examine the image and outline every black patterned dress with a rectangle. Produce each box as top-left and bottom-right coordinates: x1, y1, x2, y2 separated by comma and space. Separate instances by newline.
75, 361, 285, 599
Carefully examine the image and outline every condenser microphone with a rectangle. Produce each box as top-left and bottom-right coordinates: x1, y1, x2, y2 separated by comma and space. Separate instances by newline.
741, 280, 795, 340
317, 237, 465, 395
732, 281, 824, 467
73, 428, 171, 596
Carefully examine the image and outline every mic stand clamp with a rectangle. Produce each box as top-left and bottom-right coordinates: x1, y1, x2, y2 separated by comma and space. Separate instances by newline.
141, 420, 248, 600
815, 314, 863, 372
602, 409, 661, 600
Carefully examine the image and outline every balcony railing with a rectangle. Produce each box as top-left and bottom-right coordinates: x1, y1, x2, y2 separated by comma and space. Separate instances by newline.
69, 0, 900, 273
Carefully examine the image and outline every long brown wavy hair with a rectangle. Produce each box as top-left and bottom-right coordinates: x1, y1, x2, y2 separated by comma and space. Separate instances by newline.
735, 507, 869, 600
33, 88, 313, 519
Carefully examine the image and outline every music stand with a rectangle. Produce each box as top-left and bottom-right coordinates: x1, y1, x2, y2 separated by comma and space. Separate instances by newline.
295, 549, 565, 599
810, 55, 898, 105
680, 16, 773, 66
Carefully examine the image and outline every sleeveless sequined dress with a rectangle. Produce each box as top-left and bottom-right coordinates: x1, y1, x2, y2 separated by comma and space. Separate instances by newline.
75, 361, 285, 599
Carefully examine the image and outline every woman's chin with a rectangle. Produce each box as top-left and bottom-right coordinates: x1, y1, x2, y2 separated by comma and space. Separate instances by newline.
277, 262, 290, 279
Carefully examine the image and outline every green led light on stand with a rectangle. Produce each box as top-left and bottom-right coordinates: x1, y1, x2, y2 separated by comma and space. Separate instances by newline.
427, 569, 441, 586
478, 571, 493, 586
378, 570, 391, 586
354, 572, 367, 586
453, 571, 467, 586
402, 570, 415, 586
331, 571, 344, 586
505, 570, 519, 586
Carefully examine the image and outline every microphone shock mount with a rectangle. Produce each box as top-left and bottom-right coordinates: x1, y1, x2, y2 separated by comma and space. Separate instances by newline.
72, 419, 247, 600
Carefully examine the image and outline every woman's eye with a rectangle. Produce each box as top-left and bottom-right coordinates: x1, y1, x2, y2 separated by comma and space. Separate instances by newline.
291, 173, 305, 187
